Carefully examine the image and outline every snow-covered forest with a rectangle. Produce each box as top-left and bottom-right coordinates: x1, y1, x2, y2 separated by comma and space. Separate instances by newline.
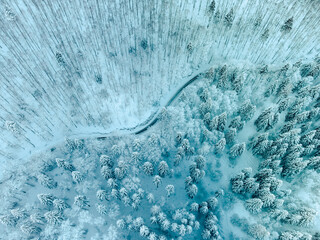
1, 0, 320, 239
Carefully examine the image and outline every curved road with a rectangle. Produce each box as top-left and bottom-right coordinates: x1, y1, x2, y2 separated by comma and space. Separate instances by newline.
69, 68, 206, 140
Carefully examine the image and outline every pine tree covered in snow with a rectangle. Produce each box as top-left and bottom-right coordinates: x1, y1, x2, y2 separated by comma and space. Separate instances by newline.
1, 3, 320, 239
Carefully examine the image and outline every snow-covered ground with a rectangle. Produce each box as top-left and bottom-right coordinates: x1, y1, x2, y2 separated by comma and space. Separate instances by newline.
1, 62, 320, 239
1, 0, 320, 239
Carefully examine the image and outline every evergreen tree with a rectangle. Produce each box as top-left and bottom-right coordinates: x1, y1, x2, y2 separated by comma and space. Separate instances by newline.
226, 128, 237, 145
217, 65, 227, 88
72, 171, 83, 183
190, 202, 199, 212
215, 138, 226, 154
217, 112, 227, 132
186, 184, 198, 199
298, 207, 316, 227
101, 165, 114, 179
38, 193, 54, 206
140, 225, 150, 237
100, 155, 113, 167
247, 223, 270, 239
74, 195, 90, 209
254, 107, 273, 131
229, 142, 246, 158
30, 213, 45, 224
143, 161, 154, 176
281, 17, 293, 33
285, 100, 304, 122
239, 100, 256, 121
209, 1, 215, 13
282, 158, 308, 177
165, 185, 175, 197
158, 161, 169, 177
44, 210, 63, 225
300, 130, 316, 146
37, 173, 57, 189
196, 155, 206, 169
277, 79, 292, 97
270, 209, 289, 221
96, 190, 109, 201
245, 198, 263, 214
96, 204, 108, 215
243, 177, 259, 193
199, 202, 209, 215
231, 73, 243, 93
116, 219, 126, 229
207, 197, 218, 209
224, 8, 234, 27
278, 98, 289, 113
153, 175, 162, 188
0, 215, 17, 227
53, 199, 68, 211
229, 116, 244, 131
20, 221, 41, 234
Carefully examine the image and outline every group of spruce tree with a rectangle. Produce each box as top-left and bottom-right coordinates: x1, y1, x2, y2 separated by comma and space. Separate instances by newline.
1, 59, 320, 239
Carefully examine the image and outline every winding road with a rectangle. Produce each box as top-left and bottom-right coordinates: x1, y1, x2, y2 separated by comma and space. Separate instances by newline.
69, 67, 207, 140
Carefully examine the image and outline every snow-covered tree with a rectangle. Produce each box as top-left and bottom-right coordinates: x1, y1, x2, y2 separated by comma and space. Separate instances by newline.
199, 202, 209, 215
215, 138, 226, 154
116, 219, 126, 229
282, 158, 308, 178
281, 17, 293, 33
147, 193, 155, 203
53, 199, 68, 211
308, 156, 320, 172
153, 175, 162, 188
37, 173, 57, 189
202, 229, 211, 239
74, 195, 90, 209
300, 130, 316, 146
245, 198, 263, 214
20, 221, 41, 234
226, 128, 236, 145
207, 197, 218, 209
217, 112, 227, 132
243, 177, 259, 193
216, 65, 227, 88
0, 215, 17, 227
101, 166, 114, 179
38, 193, 54, 206
141, 161, 154, 176
229, 142, 246, 158
158, 161, 169, 177
140, 225, 150, 237
247, 223, 270, 239
96, 204, 108, 215
56, 158, 75, 171
165, 185, 175, 197
255, 107, 273, 131
111, 189, 120, 199
224, 9, 234, 27
186, 184, 198, 199
278, 98, 289, 113
100, 155, 113, 167
229, 116, 244, 131
44, 210, 63, 225
270, 209, 289, 221
72, 171, 83, 183
190, 202, 199, 212
196, 155, 206, 169
96, 189, 109, 201
239, 100, 256, 121
132, 217, 144, 230
297, 207, 316, 227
